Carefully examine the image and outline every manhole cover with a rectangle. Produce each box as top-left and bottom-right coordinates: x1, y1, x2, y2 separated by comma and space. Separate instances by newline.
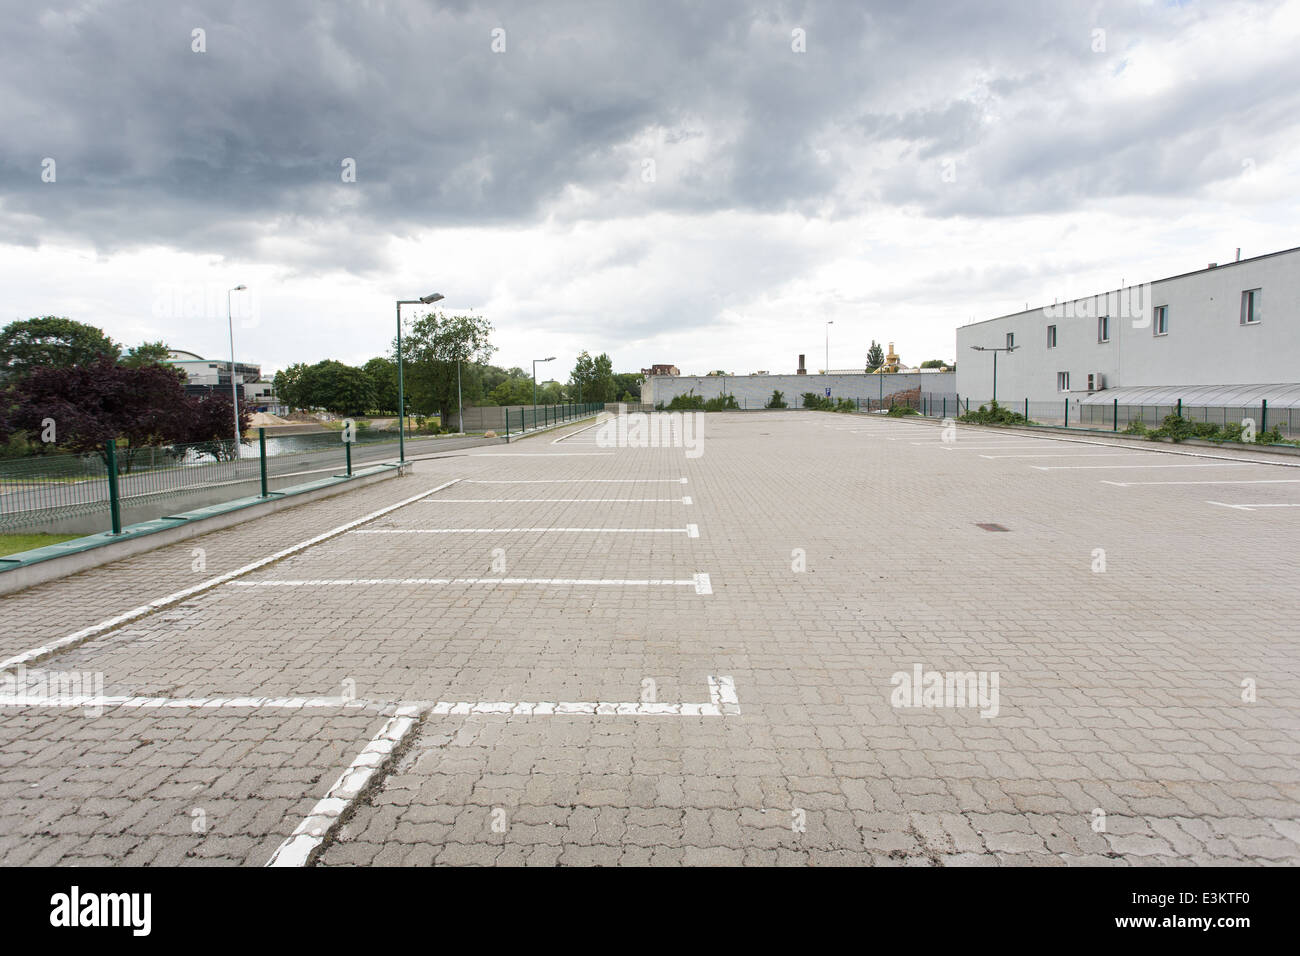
976, 523, 1010, 532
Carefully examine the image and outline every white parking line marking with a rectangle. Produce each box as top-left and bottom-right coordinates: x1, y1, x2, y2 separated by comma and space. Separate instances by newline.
1206, 501, 1300, 511
350, 527, 699, 535
476, 453, 614, 457
425, 676, 740, 718
918, 444, 1062, 450
267, 708, 421, 867
0, 479, 465, 673
551, 420, 603, 444
460, 478, 688, 484
0, 695, 377, 710
1102, 479, 1300, 487
980, 452, 1154, 459
1031, 462, 1255, 471
231, 577, 713, 591
418, 502, 702, 509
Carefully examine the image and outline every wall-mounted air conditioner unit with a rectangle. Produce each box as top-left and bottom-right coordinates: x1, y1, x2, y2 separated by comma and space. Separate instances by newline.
1087, 372, 1106, 392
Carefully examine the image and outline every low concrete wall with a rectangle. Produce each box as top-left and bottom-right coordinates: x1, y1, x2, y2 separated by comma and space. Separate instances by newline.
462, 405, 597, 431
36, 468, 346, 536
0, 464, 407, 597
644, 372, 955, 408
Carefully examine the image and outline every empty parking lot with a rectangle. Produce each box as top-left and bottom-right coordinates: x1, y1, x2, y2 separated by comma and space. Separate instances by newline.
1, 411, 1297, 866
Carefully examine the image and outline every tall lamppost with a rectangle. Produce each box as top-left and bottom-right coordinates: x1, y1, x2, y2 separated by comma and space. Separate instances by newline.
969, 344, 1017, 404
227, 285, 247, 453
395, 292, 443, 462
825, 319, 834, 373
533, 356, 556, 416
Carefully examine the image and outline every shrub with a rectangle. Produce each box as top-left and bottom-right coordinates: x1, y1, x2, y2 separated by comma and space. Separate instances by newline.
766, 390, 787, 409
666, 393, 705, 411
957, 400, 1034, 426
1143, 414, 1294, 445
702, 393, 740, 411
887, 405, 920, 417
802, 392, 835, 411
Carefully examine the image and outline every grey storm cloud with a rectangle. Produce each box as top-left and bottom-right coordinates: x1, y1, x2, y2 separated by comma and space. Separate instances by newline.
2, 0, 1297, 270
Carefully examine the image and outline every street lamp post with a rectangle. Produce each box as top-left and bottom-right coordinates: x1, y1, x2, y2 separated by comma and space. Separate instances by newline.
969, 344, 1017, 404
395, 292, 444, 462
227, 285, 247, 454
533, 356, 556, 422
825, 320, 834, 373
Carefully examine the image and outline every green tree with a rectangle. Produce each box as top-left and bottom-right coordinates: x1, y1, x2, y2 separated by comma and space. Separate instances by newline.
920, 359, 948, 369
403, 312, 496, 428
866, 341, 885, 372
0, 317, 121, 380
569, 351, 615, 403
273, 363, 313, 412
538, 381, 564, 405
321, 362, 375, 416
766, 390, 787, 409
488, 376, 534, 407
121, 340, 173, 368
363, 357, 399, 414
612, 372, 642, 400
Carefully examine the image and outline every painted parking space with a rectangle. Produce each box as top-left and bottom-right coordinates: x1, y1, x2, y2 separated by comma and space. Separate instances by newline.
2, 412, 1297, 866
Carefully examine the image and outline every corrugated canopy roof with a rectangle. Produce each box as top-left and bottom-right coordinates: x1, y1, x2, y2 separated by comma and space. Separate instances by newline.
1080, 383, 1300, 408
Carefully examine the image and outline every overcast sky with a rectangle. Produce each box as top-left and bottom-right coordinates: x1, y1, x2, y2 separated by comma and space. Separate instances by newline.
2, 0, 1298, 378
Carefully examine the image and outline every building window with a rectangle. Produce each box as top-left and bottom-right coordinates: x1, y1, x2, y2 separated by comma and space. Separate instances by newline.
1057, 371, 1069, 392
1098, 315, 1110, 343
1241, 289, 1261, 324
1153, 305, 1169, 336
1047, 325, 1057, 348
1006, 332, 1015, 349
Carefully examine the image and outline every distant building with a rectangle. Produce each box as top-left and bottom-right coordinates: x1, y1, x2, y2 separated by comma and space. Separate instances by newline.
165, 349, 283, 413
956, 245, 1300, 408
641, 364, 680, 377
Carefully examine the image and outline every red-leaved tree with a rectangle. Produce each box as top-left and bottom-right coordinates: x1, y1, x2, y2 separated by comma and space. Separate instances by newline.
9, 357, 247, 469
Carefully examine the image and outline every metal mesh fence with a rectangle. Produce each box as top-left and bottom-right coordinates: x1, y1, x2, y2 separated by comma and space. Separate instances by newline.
0, 404, 604, 536
925, 396, 1298, 439
0, 450, 113, 529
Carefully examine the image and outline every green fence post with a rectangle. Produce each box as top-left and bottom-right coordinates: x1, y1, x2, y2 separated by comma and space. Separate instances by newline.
1176, 398, 1182, 418
346, 439, 353, 476
1024, 398, 1028, 420
1113, 398, 1118, 432
1063, 399, 1068, 427
943, 396, 946, 418
505, 410, 510, 438
105, 439, 122, 535
259, 427, 268, 497
1262, 399, 1268, 433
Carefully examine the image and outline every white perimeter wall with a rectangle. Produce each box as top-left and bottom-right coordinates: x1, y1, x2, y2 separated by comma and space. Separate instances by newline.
644, 372, 955, 407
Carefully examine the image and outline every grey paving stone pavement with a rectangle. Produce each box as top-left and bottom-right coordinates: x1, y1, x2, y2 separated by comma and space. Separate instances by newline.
1, 413, 1297, 865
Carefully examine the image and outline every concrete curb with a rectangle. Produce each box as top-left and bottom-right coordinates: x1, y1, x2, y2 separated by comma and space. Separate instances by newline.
504, 413, 601, 443
0, 463, 407, 597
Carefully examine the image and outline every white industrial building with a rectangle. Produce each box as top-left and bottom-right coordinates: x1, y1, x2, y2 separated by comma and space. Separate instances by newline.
954, 246, 1300, 427
165, 349, 284, 413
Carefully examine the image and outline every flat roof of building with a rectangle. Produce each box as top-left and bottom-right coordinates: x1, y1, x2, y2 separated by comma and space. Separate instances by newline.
963, 244, 1300, 331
